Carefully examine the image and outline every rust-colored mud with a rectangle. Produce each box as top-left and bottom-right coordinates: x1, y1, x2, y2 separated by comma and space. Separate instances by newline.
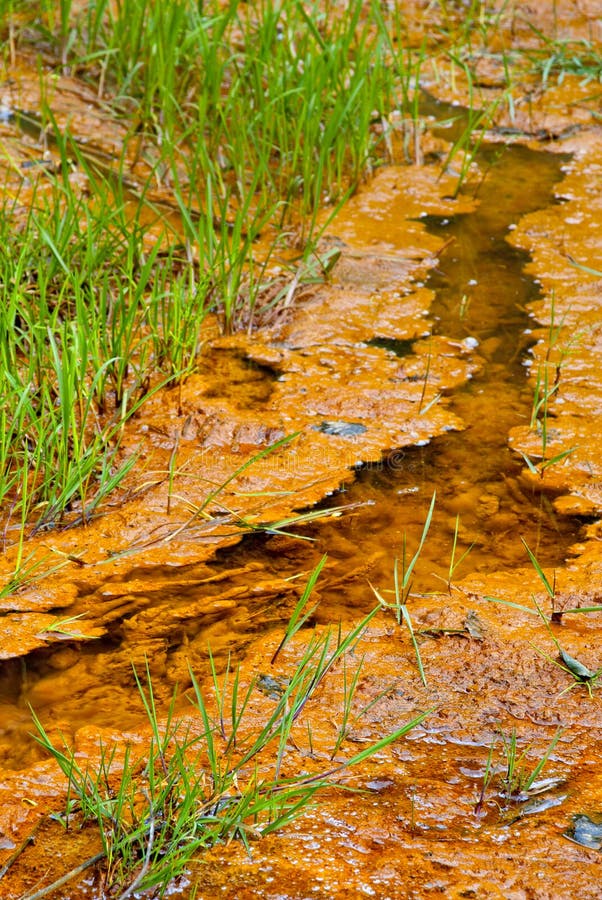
3, 4, 602, 899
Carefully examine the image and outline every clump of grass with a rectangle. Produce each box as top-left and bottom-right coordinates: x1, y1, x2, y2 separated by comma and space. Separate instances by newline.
0, 161, 194, 541
475, 725, 564, 817
496, 726, 563, 802
525, 26, 602, 87
481, 541, 602, 697
511, 539, 602, 623
482, 535, 602, 626
0, 549, 69, 599
30, 598, 430, 898
519, 362, 575, 478
519, 294, 581, 478
23, 1, 409, 222
370, 492, 436, 687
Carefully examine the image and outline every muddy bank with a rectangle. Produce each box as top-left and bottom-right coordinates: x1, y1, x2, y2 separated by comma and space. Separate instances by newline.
187, 598, 602, 900
3, 583, 602, 899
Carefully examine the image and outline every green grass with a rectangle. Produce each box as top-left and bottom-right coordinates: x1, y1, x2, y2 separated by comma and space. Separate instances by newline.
1, 4, 598, 893
476, 725, 564, 817
530, 610, 602, 699
520, 361, 575, 478
0, 0, 435, 547
20, 0, 411, 223
526, 31, 602, 87
0, 174, 182, 540
0, 549, 70, 599
518, 294, 581, 479
496, 726, 563, 800
1, 0, 592, 550
369, 492, 436, 687
438, 59, 507, 198
30, 599, 430, 898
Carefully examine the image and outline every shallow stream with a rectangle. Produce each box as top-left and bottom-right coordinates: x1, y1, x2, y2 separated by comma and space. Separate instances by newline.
218, 134, 581, 613
0, 130, 587, 780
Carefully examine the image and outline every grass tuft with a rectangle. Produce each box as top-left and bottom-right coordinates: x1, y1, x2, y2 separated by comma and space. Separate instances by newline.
30, 598, 430, 897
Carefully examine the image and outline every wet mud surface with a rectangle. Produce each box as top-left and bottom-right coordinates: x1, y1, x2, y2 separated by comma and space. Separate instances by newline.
3, 2, 602, 898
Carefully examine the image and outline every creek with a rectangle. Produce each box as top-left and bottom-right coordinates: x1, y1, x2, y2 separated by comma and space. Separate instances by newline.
0, 127, 584, 776
222, 132, 580, 617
